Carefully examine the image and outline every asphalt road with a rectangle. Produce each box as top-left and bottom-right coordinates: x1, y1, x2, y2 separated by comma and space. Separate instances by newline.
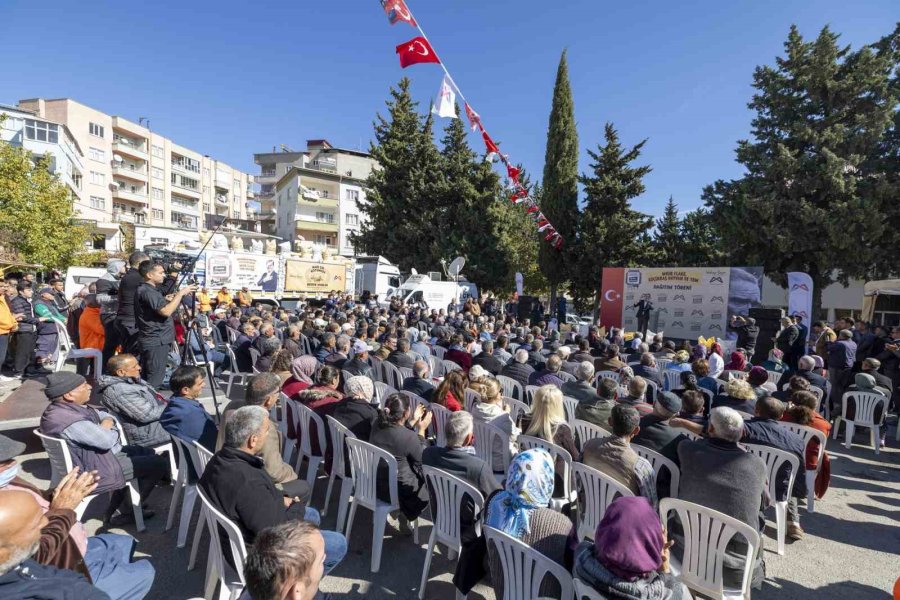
5, 378, 899, 600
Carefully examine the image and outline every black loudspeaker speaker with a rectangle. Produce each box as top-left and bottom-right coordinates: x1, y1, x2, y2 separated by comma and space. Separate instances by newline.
518, 296, 537, 321
748, 307, 784, 364
557, 297, 567, 324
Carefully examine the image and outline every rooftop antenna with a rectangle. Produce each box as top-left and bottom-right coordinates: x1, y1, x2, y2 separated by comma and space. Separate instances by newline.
138, 117, 151, 130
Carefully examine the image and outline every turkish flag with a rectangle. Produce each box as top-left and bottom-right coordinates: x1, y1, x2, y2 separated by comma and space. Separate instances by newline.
382, 0, 417, 26
396, 37, 440, 68
599, 268, 625, 329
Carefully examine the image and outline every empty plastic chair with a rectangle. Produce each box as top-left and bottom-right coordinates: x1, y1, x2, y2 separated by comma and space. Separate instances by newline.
323, 416, 356, 531
571, 419, 611, 452
631, 443, 681, 498
197, 488, 247, 600
779, 422, 826, 514
833, 391, 888, 454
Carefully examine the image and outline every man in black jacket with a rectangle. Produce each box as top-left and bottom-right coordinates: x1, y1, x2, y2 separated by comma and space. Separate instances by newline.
730, 315, 760, 359
343, 341, 374, 379
632, 391, 688, 499
776, 355, 827, 392
199, 405, 347, 574
9, 282, 42, 378
500, 349, 535, 389
402, 360, 436, 402
387, 337, 416, 369
471, 340, 504, 375
632, 352, 664, 390
115, 251, 149, 355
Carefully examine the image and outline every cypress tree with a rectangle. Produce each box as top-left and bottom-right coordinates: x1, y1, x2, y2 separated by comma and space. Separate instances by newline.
652, 196, 683, 266
539, 50, 580, 313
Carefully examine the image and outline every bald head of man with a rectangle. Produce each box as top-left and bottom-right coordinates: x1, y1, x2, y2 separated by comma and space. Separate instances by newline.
0, 490, 47, 574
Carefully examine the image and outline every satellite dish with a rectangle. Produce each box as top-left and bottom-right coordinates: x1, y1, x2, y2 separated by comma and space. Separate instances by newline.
448, 256, 465, 277
113, 154, 124, 163
410, 268, 418, 275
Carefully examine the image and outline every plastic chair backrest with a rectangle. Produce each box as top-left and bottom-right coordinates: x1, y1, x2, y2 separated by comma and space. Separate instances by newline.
382, 361, 404, 389
558, 371, 576, 383
472, 419, 510, 473
497, 375, 523, 401
572, 462, 633, 541
346, 437, 398, 509
659, 497, 760, 600
369, 356, 384, 381
248, 347, 261, 370
398, 366, 414, 382
595, 371, 620, 385
54, 320, 74, 353
504, 398, 530, 425
374, 382, 398, 405
574, 578, 605, 600
644, 379, 659, 403
423, 466, 485, 548
429, 402, 452, 447
656, 359, 672, 371
464, 388, 482, 413
192, 441, 214, 472
442, 359, 462, 373
33, 429, 72, 488
842, 391, 888, 425
170, 434, 204, 479
743, 443, 799, 505
196, 488, 247, 588
431, 346, 446, 360
571, 419, 611, 451
287, 397, 327, 459
562, 396, 579, 425
723, 370, 748, 381
524, 385, 542, 405
766, 370, 782, 385
631, 443, 680, 497
517, 435, 573, 494
326, 415, 356, 480
426, 354, 445, 378
663, 369, 684, 392
779, 423, 826, 471
484, 526, 575, 600
399, 390, 429, 416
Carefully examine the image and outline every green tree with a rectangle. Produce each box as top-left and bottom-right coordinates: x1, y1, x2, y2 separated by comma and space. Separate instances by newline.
539, 50, 580, 313
354, 79, 443, 272
571, 123, 654, 314
493, 166, 547, 295
703, 25, 899, 312
679, 208, 726, 267
0, 131, 88, 268
652, 196, 683, 266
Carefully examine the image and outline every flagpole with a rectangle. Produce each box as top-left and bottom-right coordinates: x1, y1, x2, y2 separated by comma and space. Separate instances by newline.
401, 3, 469, 105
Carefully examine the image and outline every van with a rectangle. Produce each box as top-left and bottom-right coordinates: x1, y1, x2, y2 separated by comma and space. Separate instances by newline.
64, 267, 106, 299
389, 274, 478, 311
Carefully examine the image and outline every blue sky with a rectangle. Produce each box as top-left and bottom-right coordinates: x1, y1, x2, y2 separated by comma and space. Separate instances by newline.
2, 0, 895, 218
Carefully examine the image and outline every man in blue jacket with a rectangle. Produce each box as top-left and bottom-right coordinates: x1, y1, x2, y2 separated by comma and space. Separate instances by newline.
159, 366, 218, 454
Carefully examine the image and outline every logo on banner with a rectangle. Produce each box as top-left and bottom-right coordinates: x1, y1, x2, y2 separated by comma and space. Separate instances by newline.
671, 321, 684, 328
673, 309, 684, 317
709, 276, 724, 284
657, 294, 667, 303
673, 294, 686, 302
711, 296, 724, 303
625, 270, 642, 286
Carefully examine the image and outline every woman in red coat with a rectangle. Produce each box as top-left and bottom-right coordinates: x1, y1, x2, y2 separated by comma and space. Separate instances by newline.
432, 369, 466, 412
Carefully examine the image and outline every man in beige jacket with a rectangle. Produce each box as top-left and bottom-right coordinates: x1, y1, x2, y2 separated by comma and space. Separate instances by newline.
216, 372, 310, 502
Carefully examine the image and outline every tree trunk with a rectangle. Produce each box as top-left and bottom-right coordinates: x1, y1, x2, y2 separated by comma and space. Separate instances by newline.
549, 283, 558, 319
808, 265, 824, 322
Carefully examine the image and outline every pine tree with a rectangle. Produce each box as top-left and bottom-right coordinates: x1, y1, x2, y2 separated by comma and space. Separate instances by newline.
652, 196, 682, 266
571, 123, 654, 313
354, 79, 443, 272
703, 25, 900, 312
493, 166, 547, 294
680, 208, 726, 267
539, 50, 580, 312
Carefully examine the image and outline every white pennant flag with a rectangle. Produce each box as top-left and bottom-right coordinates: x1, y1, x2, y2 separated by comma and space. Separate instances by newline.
432, 75, 457, 119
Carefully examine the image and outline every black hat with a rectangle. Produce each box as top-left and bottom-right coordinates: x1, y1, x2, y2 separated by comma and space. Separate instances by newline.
656, 391, 682, 414
44, 372, 86, 399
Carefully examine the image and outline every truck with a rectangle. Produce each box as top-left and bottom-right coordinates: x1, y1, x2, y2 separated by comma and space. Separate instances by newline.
354, 255, 403, 300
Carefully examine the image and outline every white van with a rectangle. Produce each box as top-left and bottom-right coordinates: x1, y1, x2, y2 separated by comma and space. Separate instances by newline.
64, 267, 106, 299
389, 274, 478, 311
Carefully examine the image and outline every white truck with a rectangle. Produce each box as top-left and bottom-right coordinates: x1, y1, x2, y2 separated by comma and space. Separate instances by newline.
387, 273, 478, 311
354, 255, 403, 300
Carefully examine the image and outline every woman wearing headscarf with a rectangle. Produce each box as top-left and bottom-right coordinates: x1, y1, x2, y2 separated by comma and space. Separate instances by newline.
672, 371, 700, 398
690, 343, 707, 364
761, 348, 789, 374
484, 449, 571, 599
707, 342, 725, 378
571, 496, 688, 600
282, 355, 318, 399
810, 355, 827, 377
747, 366, 770, 400
723, 350, 748, 373
329, 376, 380, 476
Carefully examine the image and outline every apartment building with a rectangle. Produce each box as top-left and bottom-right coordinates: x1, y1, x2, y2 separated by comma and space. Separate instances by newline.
16, 98, 255, 251
255, 140, 376, 257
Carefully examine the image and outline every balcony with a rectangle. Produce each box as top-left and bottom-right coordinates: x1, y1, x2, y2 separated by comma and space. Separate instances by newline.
295, 216, 338, 233
171, 161, 201, 176
171, 200, 199, 215
112, 163, 148, 183
171, 183, 201, 199
298, 191, 338, 208
112, 138, 148, 161
112, 211, 147, 224
112, 185, 148, 204
258, 170, 277, 179
308, 159, 337, 174
214, 176, 231, 190
215, 194, 229, 206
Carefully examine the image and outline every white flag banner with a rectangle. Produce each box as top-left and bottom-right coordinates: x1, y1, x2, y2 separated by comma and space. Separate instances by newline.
432, 75, 457, 119
787, 272, 814, 341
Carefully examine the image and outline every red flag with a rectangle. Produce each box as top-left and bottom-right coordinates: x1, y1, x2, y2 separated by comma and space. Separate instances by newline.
381, 0, 417, 26
554, 237, 564, 249
396, 37, 441, 68
482, 130, 500, 161
507, 165, 521, 183
465, 103, 482, 132
525, 205, 539, 214
510, 188, 528, 203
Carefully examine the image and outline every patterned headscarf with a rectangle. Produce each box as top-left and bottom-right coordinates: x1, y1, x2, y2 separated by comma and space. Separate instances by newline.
290, 356, 318, 385
344, 376, 374, 401
486, 448, 554, 538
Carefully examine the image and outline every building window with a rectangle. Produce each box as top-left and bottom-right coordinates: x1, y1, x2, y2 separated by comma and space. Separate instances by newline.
90, 171, 105, 185
203, 203, 210, 213
24, 120, 59, 143
315, 212, 334, 223
92, 235, 106, 250
171, 173, 199, 190
89, 122, 104, 137
89, 196, 105, 210
314, 235, 334, 246
233, 210, 240, 218
151, 145, 164, 158
88, 147, 105, 162
150, 237, 169, 245
152, 209, 164, 220
345, 213, 359, 226
171, 154, 200, 173
152, 167, 163, 179
345, 189, 360, 202
203, 167, 210, 177
233, 179, 241, 194
151, 187, 163, 201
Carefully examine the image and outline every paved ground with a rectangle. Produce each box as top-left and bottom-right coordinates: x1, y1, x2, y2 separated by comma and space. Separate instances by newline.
2, 374, 898, 599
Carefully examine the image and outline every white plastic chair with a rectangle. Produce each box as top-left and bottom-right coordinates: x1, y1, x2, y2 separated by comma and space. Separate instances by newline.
197, 488, 247, 600
221, 345, 253, 397
285, 397, 327, 492
442, 359, 462, 373
779, 422, 826, 513
562, 396, 579, 425
505, 397, 530, 425
572, 462, 633, 541
663, 369, 683, 391
429, 402, 453, 447
766, 370, 782, 385
33, 429, 145, 532
398, 366, 414, 382
631, 443, 680, 498
723, 369, 748, 381
574, 578, 605, 599
571, 419, 611, 452
345, 438, 419, 572
464, 388, 482, 413
594, 370, 620, 387
382, 360, 405, 390
524, 385, 542, 405
517, 435, 575, 511
369, 356, 384, 382
426, 354, 445, 378
323, 416, 356, 531
472, 419, 511, 481
165, 435, 205, 549
53, 321, 102, 375
659, 497, 761, 600
188, 442, 215, 570
655, 358, 673, 371
373, 381, 398, 405
497, 375, 523, 401
431, 345, 447, 360
744, 443, 799, 556
558, 371, 576, 383
833, 391, 888, 454
418, 466, 485, 599
273, 394, 293, 463
644, 379, 659, 403
484, 526, 575, 600
400, 390, 429, 416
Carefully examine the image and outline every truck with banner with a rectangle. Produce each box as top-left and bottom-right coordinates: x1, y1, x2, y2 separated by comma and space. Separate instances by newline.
599, 266, 764, 341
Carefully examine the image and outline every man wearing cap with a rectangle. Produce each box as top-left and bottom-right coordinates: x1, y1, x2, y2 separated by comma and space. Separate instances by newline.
39, 372, 168, 525
729, 315, 760, 358
343, 340, 374, 379
631, 390, 689, 499
0, 434, 156, 599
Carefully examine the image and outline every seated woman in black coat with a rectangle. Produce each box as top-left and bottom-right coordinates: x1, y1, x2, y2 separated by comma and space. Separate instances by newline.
369, 393, 433, 532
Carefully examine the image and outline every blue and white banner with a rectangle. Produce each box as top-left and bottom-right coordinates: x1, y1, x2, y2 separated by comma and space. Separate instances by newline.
787, 272, 814, 342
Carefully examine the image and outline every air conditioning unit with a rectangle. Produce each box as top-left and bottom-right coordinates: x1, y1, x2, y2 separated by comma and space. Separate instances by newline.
428, 271, 442, 281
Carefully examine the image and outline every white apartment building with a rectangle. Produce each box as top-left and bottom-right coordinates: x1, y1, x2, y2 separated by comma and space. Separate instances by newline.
16, 98, 255, 251
255, 140, 376, 257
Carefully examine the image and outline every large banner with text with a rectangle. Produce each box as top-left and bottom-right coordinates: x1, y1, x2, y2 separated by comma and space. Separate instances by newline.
600, 266, 763, 340
283, 259, 347, 294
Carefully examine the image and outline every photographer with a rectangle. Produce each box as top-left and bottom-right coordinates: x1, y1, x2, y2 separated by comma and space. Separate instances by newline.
95, 259, 126, 365
134, 261, 197, 388
729, 315, 760, 358
115, 251, 150, 355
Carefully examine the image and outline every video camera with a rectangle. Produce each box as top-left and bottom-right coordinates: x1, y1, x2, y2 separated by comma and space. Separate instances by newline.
144, 247, 200, 286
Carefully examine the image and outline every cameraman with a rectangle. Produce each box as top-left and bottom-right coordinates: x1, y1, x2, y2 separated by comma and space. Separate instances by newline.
95, 258, 126, 366
115, 251, 149, 355
135, 260, 197, 388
